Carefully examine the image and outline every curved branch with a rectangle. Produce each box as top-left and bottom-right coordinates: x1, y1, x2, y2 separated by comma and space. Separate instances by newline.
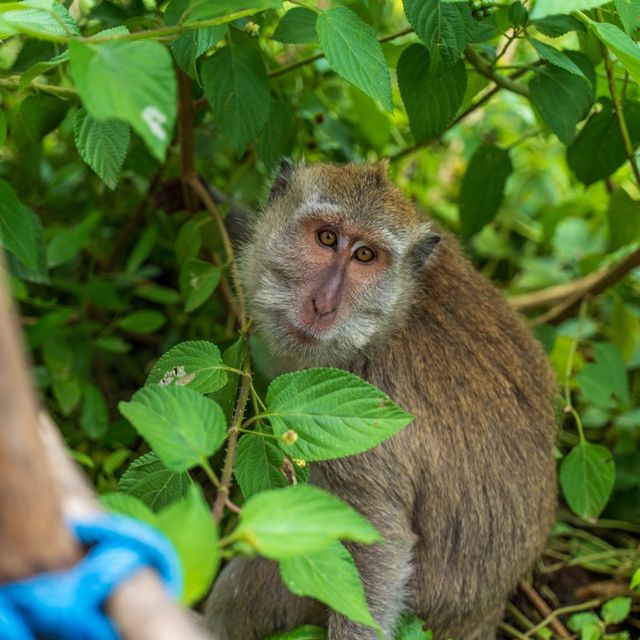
464, 46, 530, 98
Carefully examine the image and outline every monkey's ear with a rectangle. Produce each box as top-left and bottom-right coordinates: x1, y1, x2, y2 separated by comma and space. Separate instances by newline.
410, 232, 441, 271
371, 159, 389, 185
268, 158, 296, 204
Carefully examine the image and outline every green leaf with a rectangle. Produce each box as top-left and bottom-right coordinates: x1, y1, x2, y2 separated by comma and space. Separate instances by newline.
530, 63, 593, 144
279, 542, 378, 631
119, 451, 192, 512
235, 433, 289, 498
317, 7, 392, 112
73, 108, 130, 189
601, 596, 631, 624
201, 44, 271, 154
257, 100, 297, 169
156, 485, 219, 605
171, 25, 226, 81
0, 0, 80, 40
615, 0, 640, 35
118, 385, 227, 472
101, 492, 158, 527
608, 188, 640, 250
53, 377, 82, 416
117, 310, 166, 334
459, 143, 513, 238
395, 614, 432, 639
397, 43, 467, 143
560, 442, 615, 520
125, 225, 158, 275
630, 567, 640, 590
134, 284, 181, 305
530, 0, 609, 19
233, 485, 382, 558
403, 0, 467, 68
69, 39, 176, 161
0, 179, 43, 270
146, 341, 228, 394
589, 21, 640, 85
576, 342, 630, 408
273, 7, 318, 44
80, 382, 108, 439
0, 109, 6, 145
267, 627, 326, 640
266, 368, 414, 462
567, 99, 640, 185
174, 0, 282, 24
528, 39, 587, 80
210, 337, 246, 422
46, 210, 101, 268
179, 258, 222, 312
14, 93, 68, 145
568, 612, 600, 633
532, 14, 586, 37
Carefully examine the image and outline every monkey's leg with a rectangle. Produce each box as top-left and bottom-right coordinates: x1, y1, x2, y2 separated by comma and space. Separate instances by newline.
205, 556, 326, 640
327, 535, 416, 640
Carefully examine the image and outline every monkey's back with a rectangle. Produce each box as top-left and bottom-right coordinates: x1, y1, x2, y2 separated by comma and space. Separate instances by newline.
340, 233, 557, 638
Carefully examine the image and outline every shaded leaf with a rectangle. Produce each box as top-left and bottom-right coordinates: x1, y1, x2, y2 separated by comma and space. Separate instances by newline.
273, 7, 318, 44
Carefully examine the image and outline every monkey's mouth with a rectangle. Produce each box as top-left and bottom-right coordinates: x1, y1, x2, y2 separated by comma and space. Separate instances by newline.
284, 320, 327, 345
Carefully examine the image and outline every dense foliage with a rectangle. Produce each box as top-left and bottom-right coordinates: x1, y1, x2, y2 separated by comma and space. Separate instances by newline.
1, 0, 640, 637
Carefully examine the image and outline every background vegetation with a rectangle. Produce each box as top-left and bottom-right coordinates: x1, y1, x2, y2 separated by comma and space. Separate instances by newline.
1, 0, 640, 637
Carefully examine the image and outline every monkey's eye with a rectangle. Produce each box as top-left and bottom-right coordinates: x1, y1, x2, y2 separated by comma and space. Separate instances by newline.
354, 246, 376, 263
317, 229, 337, 248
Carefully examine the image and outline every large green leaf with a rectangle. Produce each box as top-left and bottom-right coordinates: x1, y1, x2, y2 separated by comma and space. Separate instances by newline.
156, 485, 219, 604
69, 39, 176, 161
101, 492, 158, 526
601, 596, 632, 624
317, 7, 392, 112
530, 0, 609, 19
73, 109, 130, 190
233, 485, 381, 558
397, 43, 467, 143
403, 0, 467, 68
528, 38, 587, 80
0, 179, 43, 270
459, 143, 513, 238
272, 7, 318, 44
589, 21, 640, 84
265, 368, 413, 462
608, 188, 640, 250
615, 0, 640, 35
46, 210, 101, 268
145, 341, 228, 394
529, 61, 593, 144
279, 542, 378, 631
532, 14, 586, 37
118, 385, 227, 472
560, 442, 615, 520
257, 100, 297, 169
235, 433, 287, 499
175, 0, 281, 24
211, 337, 246, 422
201, 44, 271, 153
576, 342, 630, 409
0, 0, 79, 40
171, 25, 226, 81
118, 451, 192, 511
179, 258, 222, 312
567, 99, 640, 184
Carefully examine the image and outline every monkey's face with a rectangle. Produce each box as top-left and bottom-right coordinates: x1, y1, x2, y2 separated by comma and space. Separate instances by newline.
239, 162, 440, 370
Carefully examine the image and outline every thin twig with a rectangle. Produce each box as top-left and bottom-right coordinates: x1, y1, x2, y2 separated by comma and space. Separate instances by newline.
269, 26, 413, 78
598, 10, 640, 187
518, 580, 571, 639
465, 46, 530, 98
521, 597, 603, 639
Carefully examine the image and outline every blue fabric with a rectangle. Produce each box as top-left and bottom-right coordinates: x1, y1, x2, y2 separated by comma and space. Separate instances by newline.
0, 514, 182, 640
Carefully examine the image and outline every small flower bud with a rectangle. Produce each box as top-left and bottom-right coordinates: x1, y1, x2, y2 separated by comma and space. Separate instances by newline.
282, 429, 299, 445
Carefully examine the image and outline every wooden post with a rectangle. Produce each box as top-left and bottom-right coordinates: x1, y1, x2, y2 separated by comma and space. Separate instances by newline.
0, 258, 80, 579
0, 253, 212, 639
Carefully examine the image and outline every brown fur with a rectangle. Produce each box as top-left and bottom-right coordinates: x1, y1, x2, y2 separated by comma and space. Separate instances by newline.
205, 162, 557, 640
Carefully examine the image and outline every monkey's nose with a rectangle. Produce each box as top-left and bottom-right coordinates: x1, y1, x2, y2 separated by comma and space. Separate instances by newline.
311, 297, 337, 317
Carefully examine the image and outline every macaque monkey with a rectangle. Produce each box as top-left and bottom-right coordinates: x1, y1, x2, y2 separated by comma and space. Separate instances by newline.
205, 161, 557, 640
